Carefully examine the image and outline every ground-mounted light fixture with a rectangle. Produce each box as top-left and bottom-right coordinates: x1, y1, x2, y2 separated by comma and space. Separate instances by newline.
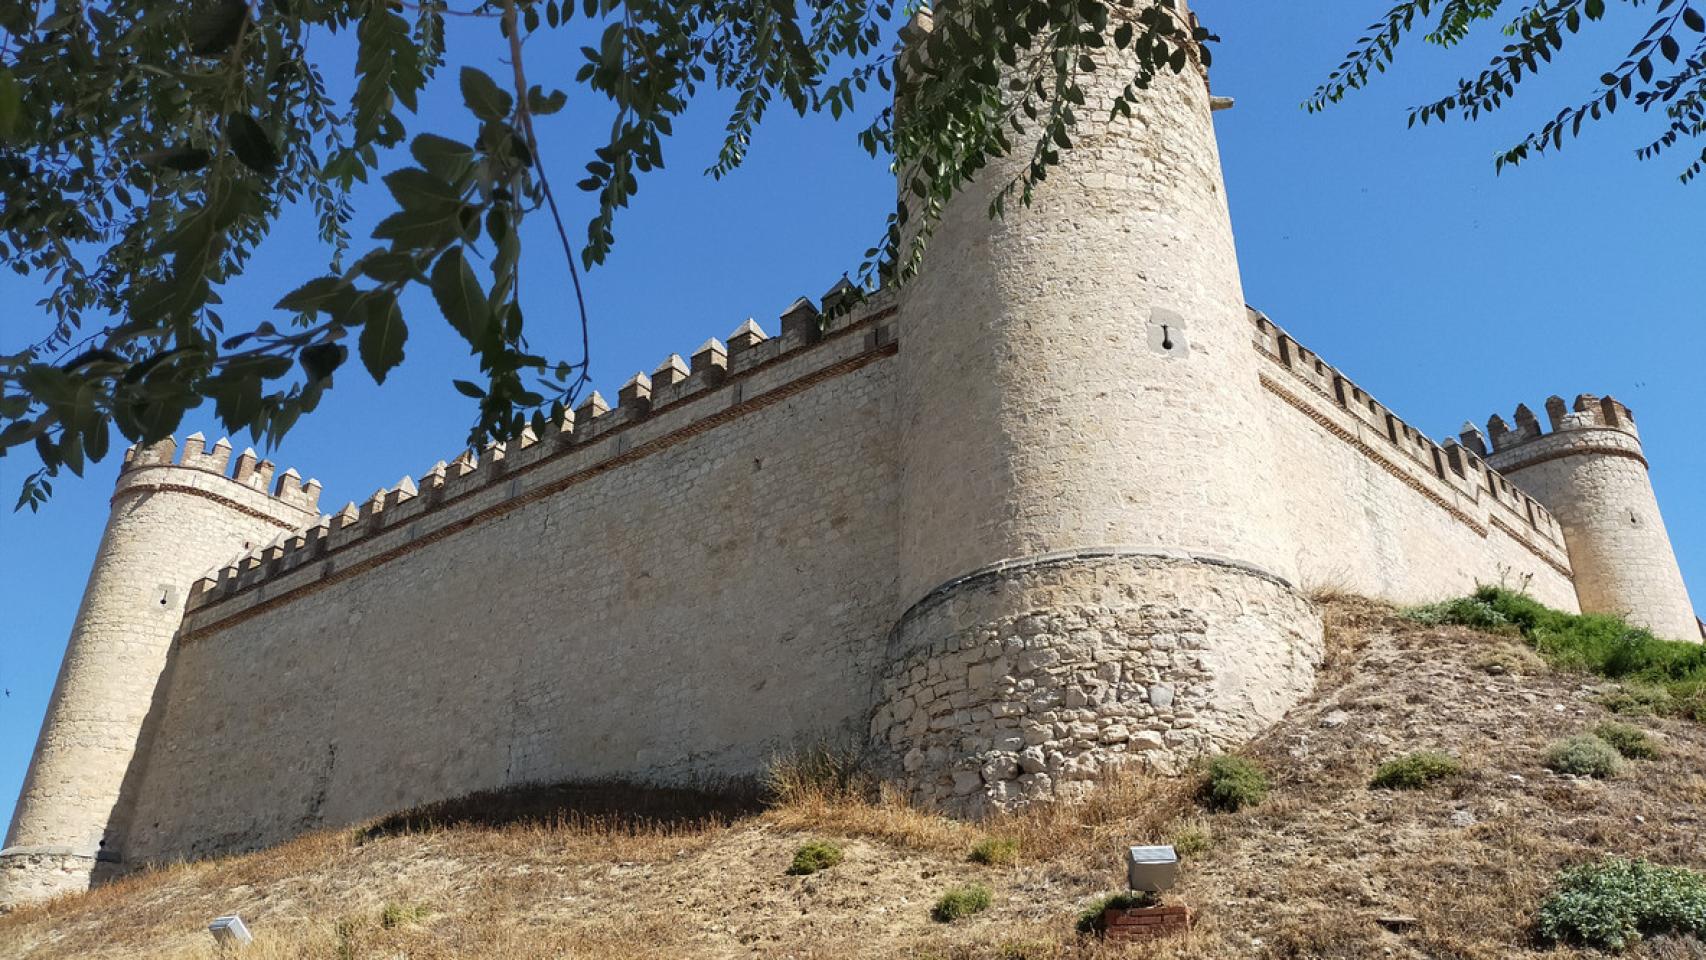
208, 914, 253, 948
1126, 844, 1179, 893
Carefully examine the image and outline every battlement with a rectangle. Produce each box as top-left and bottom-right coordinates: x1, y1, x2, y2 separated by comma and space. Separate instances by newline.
1247, 309, 1569, 556
1463, 394, 1641, 457
182, 282, 899, 620
119, 432, 322, 514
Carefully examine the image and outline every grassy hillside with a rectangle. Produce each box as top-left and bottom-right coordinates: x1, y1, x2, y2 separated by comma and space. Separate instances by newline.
5, 598, 1706, 960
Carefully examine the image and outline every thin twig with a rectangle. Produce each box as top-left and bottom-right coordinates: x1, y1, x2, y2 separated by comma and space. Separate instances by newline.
502, 0, 592, 401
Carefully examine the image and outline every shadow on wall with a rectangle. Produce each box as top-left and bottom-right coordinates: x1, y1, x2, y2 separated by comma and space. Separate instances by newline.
351, 779, 768, 843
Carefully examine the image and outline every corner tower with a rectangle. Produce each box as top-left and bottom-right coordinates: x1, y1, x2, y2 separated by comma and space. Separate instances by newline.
1, 436, 319, 907
874, 5, 1323, 815
1470, 396, 1698, 641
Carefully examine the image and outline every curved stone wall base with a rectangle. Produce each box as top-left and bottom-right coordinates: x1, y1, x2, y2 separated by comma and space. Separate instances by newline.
0, 848, 107, 909
870, 551, 1324, 817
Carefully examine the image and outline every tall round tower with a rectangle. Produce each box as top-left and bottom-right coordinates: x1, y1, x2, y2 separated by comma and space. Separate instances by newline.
0, 435, 319, 906
1481, 395, 1698, 641
871, 5, 1323, 815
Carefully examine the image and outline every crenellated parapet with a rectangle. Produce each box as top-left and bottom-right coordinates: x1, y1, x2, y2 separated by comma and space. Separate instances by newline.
182, 282, 899, 624
1465, 394, 1644, 474
1472, 392, 1697, 640
1248, 309, 1571, 564
119, 432, 322, 515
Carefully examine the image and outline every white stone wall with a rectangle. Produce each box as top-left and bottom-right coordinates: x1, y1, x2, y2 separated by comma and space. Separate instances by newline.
120, 342, 900, 866
871, 553, 1323, 817
1, 454, 315, 906
894, 13, 1295, 611
1252, 320, 1580, 611
1492, 428, 1698, 640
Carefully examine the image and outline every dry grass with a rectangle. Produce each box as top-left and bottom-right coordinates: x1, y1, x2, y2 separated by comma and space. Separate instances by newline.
6, 599, 1706, 959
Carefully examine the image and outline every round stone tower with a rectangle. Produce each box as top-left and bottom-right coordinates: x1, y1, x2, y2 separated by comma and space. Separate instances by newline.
873, 5, 1323, 815
1480, 395, 1698, 641
1, 435, 319, 907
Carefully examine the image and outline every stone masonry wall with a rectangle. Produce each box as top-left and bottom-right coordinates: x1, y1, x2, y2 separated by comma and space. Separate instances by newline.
1487, 421, 1698, 640
1252, 314, 1580, 611
117, 313, 900, 866
871, 553, 1323, 817
0, 447, 316, 906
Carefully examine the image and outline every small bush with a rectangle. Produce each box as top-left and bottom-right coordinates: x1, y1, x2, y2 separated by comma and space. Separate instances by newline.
786, 840, 845, 875
969, 837, 1020, 866
932, 883, 993, 922
1403, 596, 1513, 631
1536, 857, 1706, 951
1171, 822, 1213, 857
1471, 643, 1548, 676
379, 902, 430, 928
1075, 892, 1161, 934
1545, 734, 1622, 779
765, 745, 869, 805
1594, 721, 1661, 760
1598, 685, 1675, 716
1199, 755, 1269, 812
1370, 751, 1465, 790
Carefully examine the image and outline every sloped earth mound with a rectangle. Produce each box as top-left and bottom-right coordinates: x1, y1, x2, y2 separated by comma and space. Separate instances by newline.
4, 599, 1705, 960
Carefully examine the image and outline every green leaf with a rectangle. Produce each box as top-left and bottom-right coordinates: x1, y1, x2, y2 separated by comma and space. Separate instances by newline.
300, 343, 348, 382
359, 294, 408, 385
383, 167, 463, 215
188, 0, 249, 55
431, 247, 492, 347
0, 67, 21, 141
228, 113, 280, 173
410, 133, 475, 182
453, 379, 486, 399
460, 66, 513, 122
276, 276, 349, 313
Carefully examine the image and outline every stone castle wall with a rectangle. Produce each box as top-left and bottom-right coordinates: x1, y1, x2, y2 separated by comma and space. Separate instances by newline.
1252, 313, 1580, 611
117, 303, 902, 865
1, 441, 318, 906
6, 291, 1631, 885
1479, 397, 1698, 640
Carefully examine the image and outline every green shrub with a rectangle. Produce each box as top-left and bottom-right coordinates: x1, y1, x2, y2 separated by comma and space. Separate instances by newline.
1199, 755, 1269, 812
1598, 685, 1676, 716
969, 837, 1020, 866
931, 883, 993, 922
379, 902, 430, 928
1403, 596, 1513, 631
1171, 822, 1213, 857
1536, 857, 1706, 951
1544, 734, 1622, 779
1370, 751, 1465, 790
1075, 891, 1160, 934
1411, 587, 1706, 723
1470, 643, 1548, 676
1593, 721, 1660, 760
786, 840, 845, 875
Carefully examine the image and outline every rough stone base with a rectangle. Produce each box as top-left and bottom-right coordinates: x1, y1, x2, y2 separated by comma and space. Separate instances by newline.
869, 550, 1323, 816
0, 848, 102, 910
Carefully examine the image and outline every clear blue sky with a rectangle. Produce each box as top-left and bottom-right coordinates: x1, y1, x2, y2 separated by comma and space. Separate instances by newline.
2, 4, 1700, 833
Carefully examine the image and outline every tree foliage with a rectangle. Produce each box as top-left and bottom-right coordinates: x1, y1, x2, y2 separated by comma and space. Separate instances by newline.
0, 0, 1211, 508
1309, 0, 1706, 181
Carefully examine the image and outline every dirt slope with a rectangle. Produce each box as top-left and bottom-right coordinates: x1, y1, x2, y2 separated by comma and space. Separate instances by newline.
4, 599, 1705, 960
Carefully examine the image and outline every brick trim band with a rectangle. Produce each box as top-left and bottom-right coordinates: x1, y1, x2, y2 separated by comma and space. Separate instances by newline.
1495, 443, 1649, 474
181, 340, 899, 641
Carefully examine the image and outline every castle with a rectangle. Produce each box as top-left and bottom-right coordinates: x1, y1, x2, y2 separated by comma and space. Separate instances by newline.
3, 7, 1697, 908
